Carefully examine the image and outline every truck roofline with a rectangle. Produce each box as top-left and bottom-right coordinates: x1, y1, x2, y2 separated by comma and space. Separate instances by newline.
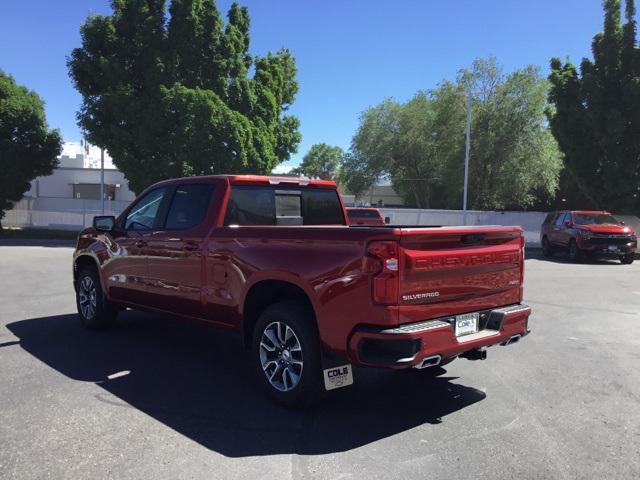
145, 174, 336, 189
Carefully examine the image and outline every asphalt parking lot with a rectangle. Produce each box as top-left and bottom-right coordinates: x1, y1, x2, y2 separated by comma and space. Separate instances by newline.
1, 244, 639, 480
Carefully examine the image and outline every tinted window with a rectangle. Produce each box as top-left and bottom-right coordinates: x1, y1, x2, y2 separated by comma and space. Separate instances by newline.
165, 184, 213, 230
554, 212, 567, 226
302, 189, 345, 225
348, 209, 381, 219
225, 186, 276, 225
224, 186, 345, 226
543, 212, 557, 225
125, 187, 167, 230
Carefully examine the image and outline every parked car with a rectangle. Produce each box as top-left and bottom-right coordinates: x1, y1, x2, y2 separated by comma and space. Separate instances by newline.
540, 210, 636, 264
73, 175, 531, 406
346, 207, 387, 226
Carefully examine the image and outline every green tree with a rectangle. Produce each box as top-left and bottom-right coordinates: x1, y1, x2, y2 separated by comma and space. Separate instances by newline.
466, 59, 562, 210
345, 58, 562, 209
68, 0, 301, 194
548, 0, 640, 213
340, 98, 400, 200
0, 71, 62, 230
291, 143, 343, 180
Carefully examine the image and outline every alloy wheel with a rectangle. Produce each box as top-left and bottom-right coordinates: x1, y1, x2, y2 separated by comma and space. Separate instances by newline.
79, 275, 97, 320
259, 321, 304, 392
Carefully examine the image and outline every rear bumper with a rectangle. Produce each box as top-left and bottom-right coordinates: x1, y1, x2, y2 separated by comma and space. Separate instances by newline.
347, 304, 531, 368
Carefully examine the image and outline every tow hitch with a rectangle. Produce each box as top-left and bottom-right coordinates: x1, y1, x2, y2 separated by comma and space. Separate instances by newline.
461, 348, 487, 361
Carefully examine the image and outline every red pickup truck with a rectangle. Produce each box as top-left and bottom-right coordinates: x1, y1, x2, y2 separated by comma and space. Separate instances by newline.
73, 175, 531, 406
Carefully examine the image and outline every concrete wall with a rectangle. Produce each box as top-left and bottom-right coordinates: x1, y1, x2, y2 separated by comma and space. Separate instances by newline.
380, 208, 640, 248
381, 208, 548, 247
5, 198, 131, 231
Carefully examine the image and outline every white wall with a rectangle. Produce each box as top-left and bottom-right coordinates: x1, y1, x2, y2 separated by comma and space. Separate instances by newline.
381, 208, 549, 247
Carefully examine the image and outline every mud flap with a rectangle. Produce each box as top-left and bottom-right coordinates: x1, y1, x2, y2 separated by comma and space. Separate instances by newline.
321, 350, 354, 391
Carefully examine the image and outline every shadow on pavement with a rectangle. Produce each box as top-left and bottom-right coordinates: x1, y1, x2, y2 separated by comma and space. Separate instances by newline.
7, 311, 485, 457
525, 248, 628, 265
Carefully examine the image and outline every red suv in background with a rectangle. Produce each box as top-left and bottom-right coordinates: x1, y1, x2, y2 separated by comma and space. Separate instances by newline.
346, 207, 387, 226
540, 210, 636, 264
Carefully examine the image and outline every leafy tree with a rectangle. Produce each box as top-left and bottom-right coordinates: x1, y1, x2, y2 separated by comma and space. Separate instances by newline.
0, 71, 62, 230
548, 0, 640, 214
466, 59, 562, 210
68, 0, 301, 194
340, 99, 400, 199
345, 58, 562, 209
291, 143, 343, 180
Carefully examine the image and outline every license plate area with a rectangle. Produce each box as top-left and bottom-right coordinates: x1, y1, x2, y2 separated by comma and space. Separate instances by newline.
455, 312, 479, 337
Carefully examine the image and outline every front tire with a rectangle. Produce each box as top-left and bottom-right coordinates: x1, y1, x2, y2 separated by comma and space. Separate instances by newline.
568, 239, 583, 262
620, 254, 635, 265
251, 301, 323, 408
542, 236, 553, 257
75, 266, 117, 329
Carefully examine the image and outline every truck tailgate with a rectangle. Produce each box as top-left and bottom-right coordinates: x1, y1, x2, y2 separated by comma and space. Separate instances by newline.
398, 226, 523, 308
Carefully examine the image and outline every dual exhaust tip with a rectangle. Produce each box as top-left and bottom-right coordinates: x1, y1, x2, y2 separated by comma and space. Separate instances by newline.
412, 333, 521, 369
501, 334, 521, 346
413, 355, 442, 369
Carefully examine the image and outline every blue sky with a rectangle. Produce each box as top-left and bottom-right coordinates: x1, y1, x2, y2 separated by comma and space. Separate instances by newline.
0, 1, 625, 167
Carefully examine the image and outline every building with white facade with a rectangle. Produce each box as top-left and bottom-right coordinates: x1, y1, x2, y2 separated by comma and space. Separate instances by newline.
5, 141, 136, 230
24, 141, 136, 203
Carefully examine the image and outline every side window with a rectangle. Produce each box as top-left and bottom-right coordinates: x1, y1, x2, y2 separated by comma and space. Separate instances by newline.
165, 184, 214, 230
125, 187, 168, 230
543, 212, 556, 225
554, 212, 567, 226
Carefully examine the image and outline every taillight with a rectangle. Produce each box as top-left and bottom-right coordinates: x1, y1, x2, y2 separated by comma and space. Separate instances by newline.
367, 241, 399, 305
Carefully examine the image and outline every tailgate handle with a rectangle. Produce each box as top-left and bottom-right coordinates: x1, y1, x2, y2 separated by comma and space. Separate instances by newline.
462, 233, 485, 245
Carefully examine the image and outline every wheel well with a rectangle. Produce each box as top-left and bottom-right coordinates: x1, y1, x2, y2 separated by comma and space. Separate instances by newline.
73, 255, 98, 286
242, 280, 315, 348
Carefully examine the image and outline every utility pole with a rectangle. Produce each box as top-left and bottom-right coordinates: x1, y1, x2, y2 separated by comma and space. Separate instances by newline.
463, 88, 472, 225
100, 147, 105, 214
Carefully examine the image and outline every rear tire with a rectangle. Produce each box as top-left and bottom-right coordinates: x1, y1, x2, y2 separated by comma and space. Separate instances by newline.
75, 266, 117, 329
251, 301, 323, 408
620, 254, 635, 265
542, 236, 553, 257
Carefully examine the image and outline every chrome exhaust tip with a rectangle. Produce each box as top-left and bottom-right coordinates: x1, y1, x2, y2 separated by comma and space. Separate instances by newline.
502, 334, 522, 346
413, 355, 442, 369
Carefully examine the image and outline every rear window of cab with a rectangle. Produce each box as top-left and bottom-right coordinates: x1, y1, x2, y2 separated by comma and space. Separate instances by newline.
224, 186, 345, 226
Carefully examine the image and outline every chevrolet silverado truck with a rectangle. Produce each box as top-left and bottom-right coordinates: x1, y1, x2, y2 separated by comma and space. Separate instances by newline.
73, 175, 531, 406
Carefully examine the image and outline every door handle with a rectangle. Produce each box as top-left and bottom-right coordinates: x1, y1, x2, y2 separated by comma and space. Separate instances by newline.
135, 239, 146, 248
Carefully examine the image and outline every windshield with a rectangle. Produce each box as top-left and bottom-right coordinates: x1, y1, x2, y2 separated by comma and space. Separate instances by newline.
573, 213, 620, 225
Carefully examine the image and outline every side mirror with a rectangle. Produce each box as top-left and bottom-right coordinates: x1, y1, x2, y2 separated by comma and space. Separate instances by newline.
384, 216, 391, 224
620, 221, 626, 226
93, 215, 116, 231
564, 220, 572, 228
